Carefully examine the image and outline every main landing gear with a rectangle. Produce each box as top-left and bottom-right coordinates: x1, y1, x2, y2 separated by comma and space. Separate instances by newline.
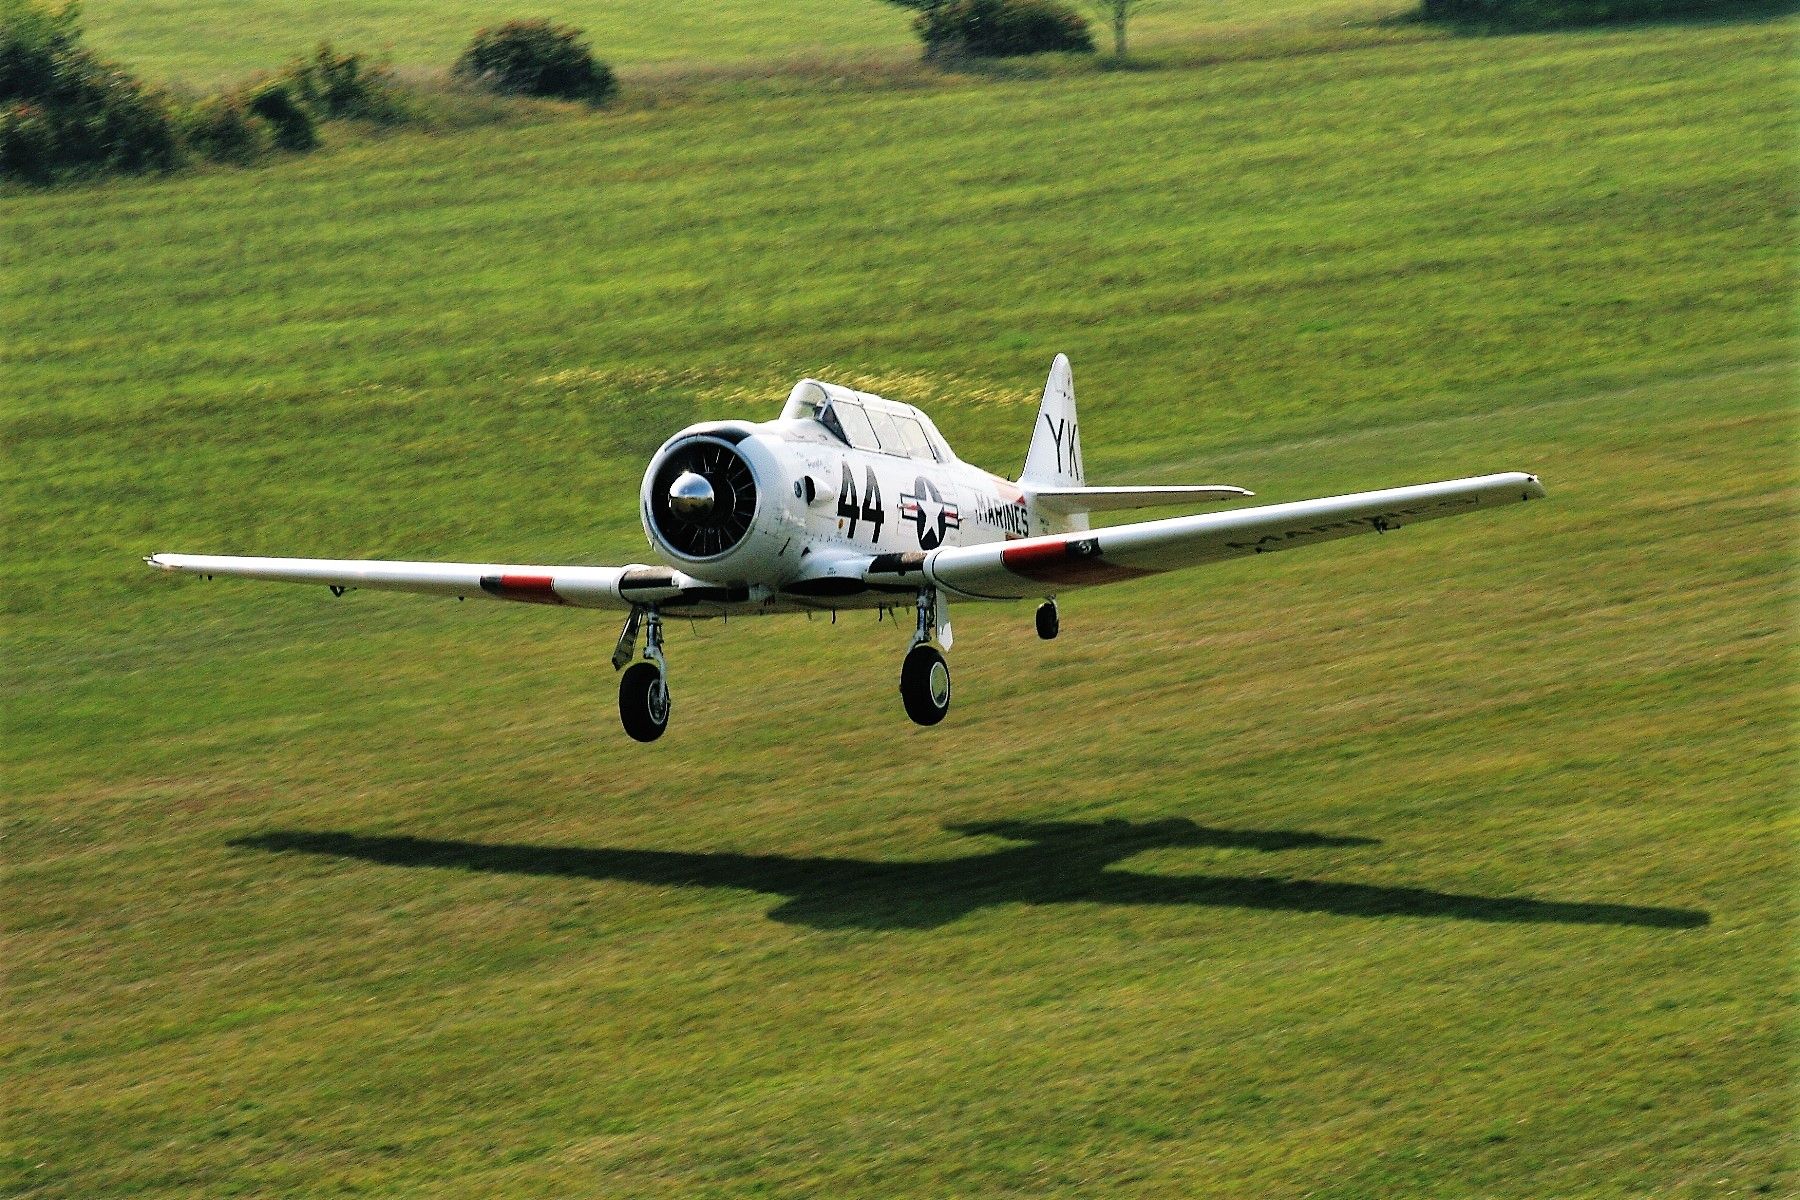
611, 591, 1038, 737
613, 606, 670, 742
901, 587, 952, 726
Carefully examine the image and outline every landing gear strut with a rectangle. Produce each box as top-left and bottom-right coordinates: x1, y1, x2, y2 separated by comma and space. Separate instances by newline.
1035, 598, 1059, 640
901, 588, 952, 726
613, 606, 670, 742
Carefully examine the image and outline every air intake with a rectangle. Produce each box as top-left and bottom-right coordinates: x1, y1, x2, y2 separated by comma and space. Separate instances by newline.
648, 437, 758, 559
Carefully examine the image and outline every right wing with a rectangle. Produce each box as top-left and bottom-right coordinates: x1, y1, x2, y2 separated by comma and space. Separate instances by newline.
915, 472, 1546, 600
144, 553, 748, 610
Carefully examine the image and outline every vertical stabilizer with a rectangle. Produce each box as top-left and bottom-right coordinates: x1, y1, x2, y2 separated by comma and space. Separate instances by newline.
1020, 354, 1084, 488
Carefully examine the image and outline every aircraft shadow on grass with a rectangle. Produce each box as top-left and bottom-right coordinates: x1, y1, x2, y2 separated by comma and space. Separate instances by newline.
231, 818, 1710, 932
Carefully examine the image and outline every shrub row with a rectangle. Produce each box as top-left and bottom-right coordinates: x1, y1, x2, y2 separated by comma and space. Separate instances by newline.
0, 2, 416, 182
163, 43, 412, 172
2, 7, 616, 185
4, 0, 1115, 185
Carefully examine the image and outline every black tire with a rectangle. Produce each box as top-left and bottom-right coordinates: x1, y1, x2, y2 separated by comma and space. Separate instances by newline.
619, 661, 670, 742
900, 643, 951, 726
1035, 600, 1059, 640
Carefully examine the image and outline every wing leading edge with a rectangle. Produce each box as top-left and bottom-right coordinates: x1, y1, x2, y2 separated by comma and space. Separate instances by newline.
921, 472, 1546, 600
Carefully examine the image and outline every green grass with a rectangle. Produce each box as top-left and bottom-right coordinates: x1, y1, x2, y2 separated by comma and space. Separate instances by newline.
5, 13, 1794, 1199
79, 0, 1412, 85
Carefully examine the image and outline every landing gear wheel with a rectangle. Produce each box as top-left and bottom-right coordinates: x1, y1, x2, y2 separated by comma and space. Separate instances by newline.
900, 643, 951, 727
1035, 600, 1059, 641
619, 661, 670, 742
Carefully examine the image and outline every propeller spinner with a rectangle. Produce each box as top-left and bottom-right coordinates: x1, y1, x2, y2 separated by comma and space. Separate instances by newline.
669, 470, 715, 520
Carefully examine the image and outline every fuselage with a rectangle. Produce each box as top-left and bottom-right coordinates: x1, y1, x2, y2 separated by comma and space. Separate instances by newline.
637, 379, 1067, 609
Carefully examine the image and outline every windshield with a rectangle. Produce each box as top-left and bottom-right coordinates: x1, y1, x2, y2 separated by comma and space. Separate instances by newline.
832, 398, 880, 450
784, 379, 945, 461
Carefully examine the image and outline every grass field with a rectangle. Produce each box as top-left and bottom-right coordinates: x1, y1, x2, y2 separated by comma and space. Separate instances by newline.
79, 0, 1413, 85
5, 9, 1795, 1199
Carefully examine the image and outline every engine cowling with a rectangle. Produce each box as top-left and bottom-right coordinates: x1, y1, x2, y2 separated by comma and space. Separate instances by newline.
641, 426, 796, 581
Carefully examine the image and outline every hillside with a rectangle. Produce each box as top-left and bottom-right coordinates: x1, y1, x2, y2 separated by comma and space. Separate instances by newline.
5, 13, 1794, 1199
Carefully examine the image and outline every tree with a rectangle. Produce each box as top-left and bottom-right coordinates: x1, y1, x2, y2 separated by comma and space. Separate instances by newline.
1085, 0, 1154, 56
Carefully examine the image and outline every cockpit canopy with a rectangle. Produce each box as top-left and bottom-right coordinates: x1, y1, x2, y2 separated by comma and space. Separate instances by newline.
780, 379, 954, 463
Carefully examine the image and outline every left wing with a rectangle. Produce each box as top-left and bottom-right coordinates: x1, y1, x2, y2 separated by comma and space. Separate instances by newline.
143, 553, 738, 610
900, 472, 1546, 600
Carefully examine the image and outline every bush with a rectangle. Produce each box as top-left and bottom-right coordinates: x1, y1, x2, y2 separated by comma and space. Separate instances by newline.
915, 0, 1096, 58
452, 20, 616, 103
87, 71, 182, 169
0, 0, 182, 182
1418, 0, 1754, 26
0, 0, 77, 100
177, 92, 265, 163
277, 42, 408, 123
246, 79, 316, 150
0, 99, 53, 180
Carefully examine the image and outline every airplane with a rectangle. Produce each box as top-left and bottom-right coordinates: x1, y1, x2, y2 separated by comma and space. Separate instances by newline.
145, 356, 1547, 742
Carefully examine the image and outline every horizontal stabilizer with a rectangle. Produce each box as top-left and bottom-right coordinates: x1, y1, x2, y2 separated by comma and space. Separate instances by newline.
1027, 484, 1253, 515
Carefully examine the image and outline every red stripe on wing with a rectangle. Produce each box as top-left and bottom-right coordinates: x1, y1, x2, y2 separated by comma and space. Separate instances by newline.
479, 573, 566, 605
1000, 539, 1157, 587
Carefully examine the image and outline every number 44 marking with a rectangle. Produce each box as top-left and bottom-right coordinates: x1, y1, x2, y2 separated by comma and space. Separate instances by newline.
838, 462, 885, 543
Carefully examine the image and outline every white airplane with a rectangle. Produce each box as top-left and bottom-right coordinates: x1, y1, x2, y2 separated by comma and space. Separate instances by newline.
146, 356, 1546, 741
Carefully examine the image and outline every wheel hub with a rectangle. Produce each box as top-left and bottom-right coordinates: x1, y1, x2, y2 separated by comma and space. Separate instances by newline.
929, 660, 950, 706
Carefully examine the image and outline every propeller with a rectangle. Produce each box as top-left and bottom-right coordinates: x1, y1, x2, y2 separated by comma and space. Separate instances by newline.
651, 439, 758, 558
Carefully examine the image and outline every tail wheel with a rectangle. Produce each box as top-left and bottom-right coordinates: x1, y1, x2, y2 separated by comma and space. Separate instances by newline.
619, 661, 670, 742
900, 643, 951, 727
1035, 600, 1059, 640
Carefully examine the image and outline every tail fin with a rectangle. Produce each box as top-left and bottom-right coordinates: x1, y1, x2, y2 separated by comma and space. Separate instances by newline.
1020, 354, 1084, 488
